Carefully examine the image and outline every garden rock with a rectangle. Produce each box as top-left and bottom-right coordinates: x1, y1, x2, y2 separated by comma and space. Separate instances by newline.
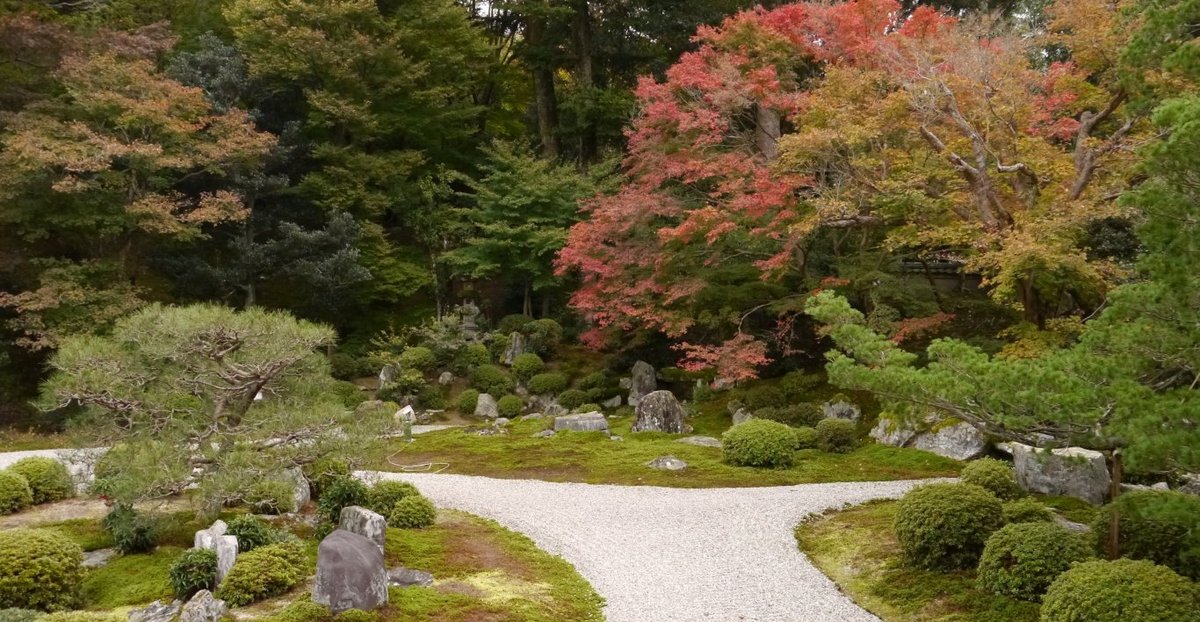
912, 420, 987, 461
378, 365, 396, 389
521, 413, 544, 420
543, 403, 568, 418
602, 395, 622, 409
731, 408, 753, 426
494, 417, 510, 427
619, 377, 632, 390
533, 429, 556, 438
195, 521, 237, 584
82, 547, 117, 569
610, 435, 623, 441
632, 390, 686, 433
554, 412, 609, 433
1000, 442, 1110, 505
339, 506, 387, 552
1180, 473, 1200, 496
1053, 515, 1090, 534
129, 599, 182, 622
388, 567, 434, 587
502, 332, 525, 366
194, 519, 227, 546
648, 456, 688, 471
179, 590, 228, 622
283, 466, 310, 512
313, 530, 389, 614
628, 361, 656, 406
868, 416, 918, 447
474, 393, 499, 419
438, 371, 454, 386
822, 400, 861, 422
678, 436, 721, 448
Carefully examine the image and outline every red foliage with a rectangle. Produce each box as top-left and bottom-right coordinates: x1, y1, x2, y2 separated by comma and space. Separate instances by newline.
674, 334, 772, 385
890, 312, 956, 343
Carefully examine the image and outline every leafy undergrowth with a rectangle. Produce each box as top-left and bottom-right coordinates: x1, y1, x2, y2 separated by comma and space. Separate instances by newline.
375, 416, 959, 487
795, 500, 1040, 622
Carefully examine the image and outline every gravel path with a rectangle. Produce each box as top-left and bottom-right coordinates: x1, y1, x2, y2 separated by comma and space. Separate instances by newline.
366, 471, 936, 622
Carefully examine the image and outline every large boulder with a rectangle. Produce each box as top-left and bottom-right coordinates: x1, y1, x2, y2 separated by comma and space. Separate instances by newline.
632, 390, 686, 433
194, 520, 238, 584
339, 506, 387, 552
1000, 442, 1110, 505
553, 412, 609, 433
474, 393, 499, 419
869, 414, 986, 461
129, 600, 182, 622
179, 590, 228, 622
627, 361, 657, 407
313, 530, 389, 614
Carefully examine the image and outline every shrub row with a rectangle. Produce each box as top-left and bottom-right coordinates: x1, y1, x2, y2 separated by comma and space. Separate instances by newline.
0, 458, 73, 516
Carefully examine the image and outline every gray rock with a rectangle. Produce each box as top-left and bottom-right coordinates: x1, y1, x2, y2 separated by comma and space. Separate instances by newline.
869, 416, 918, 448
628, 361, 657, 406
514, 385, 529, 397
1003, 442, 1111, 505
912, 421, 987, 461
601, 395, 622, 409
355, 400, 388, 417
554, 412, 609, 433
194, 520, 238, 583
619, 377, 632, 390
726, 400, 745, 417
339, 506, 387, 552
1181, 473, 1200, 496
378, 365, 396, 389
532, 429, 556, 438
631, 390, 686, 433
82, 548, 117, 569
822, 400, 861, 422
494, 417, 511, 427
677, 436, 721, 448
438, 371, 454, 386
388, 567, 434, 587
731, 408, 753, 426
313, 530, 389, 614
474, 393, 499, 419
1053, 515, 1091, 534
178, 590, 228, 622
194, 519, 227, 546
128, 599, 182, 622
502, 332, 526, 366
648, 456, 688, 471
283, 466, 310, 512
543, 403, 568, 418
609, 435, 624, 442
521, 413, 545, 420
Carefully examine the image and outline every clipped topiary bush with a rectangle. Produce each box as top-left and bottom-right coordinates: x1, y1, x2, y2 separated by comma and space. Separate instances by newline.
7, 458, 73, 505
316, 476, 369, 524
389, 495, 437, 528
1002, 498, 1054, 524
1090, 489, 1200, 579
497, 395, 524, 418
457, 343, 492, 370
894, 482, 1004, 570
510, 353, 545, 382
815, 418, 856, 453
168, 547, 218, 598
722, 419, 797, 468
470, 364, 515, 396
792, 426, 818, 450
556, 389, 588, 410
527, 372, 568, 396
331, 380, 368, 409
524, 318, 564, 355
398, 346, 436, 372
0, 471, 33, 515
976, 522, 1092, 600
456, 389, 481, 413
1041, 559, 1199, 622
262, 600, 330, 622
961, 458, 1022, 500
226, 515, 279, 553
0, 528, 84, 612
333, 610, 376, 622
366, 480, 419, 516
102, 504, 158, 554
215, 540, 308, 607
753, 403, 823, 428
575, 371, 609, 392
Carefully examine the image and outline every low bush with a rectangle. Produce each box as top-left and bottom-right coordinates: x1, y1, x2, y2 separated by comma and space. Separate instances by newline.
389, 495, 437, 528
894, 483, 1003, 570
216, 540, 308, 607
961, 458, 1022, 500
792, 426, 818, 450
1001, 498, 1054, 524
7, 458, 73, 505
304, 457, 350, 500
366, 480, 419, 516
497, 395, 524, 418
316, 476, 369, 524
168, 547, 218, 598
692, 383, 714, 403
333, 610, 376, 622
263, 600, 330, 622
226, 515, 279, 553
456, 389, 480, 413
330, 381, 368, 409
575, 403, 602, 413
976, 522, 1092, 600
511, 353, 545, 382
527, 372, 568, 395
575, 371, 609, 392
328, 352, 372, 381
753, 403, 822, 428
740, 385, 787, 410
0, 471, 33, 514
398, 346, 436, 372
102, 504, 158, 554
470, 364, 515, 396
556, 389, 588, 410
1090, 489, 1200, 579
524, 319, 564, 355
722, 419, 797, 468
779, 371, 821, 399
497, 314, 533, 335
414, 383, 446, 410
244, 477, 296, 515
457, 343, 492, 369
0, 528, 84, 612
815, 418, 856, 453
1041, 559, 1199, 622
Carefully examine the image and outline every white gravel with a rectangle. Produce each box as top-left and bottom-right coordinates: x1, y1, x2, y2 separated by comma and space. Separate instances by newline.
366, 472, 937, 622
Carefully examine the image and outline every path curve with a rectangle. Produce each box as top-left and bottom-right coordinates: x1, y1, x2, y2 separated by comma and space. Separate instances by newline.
366, 471, 935, 622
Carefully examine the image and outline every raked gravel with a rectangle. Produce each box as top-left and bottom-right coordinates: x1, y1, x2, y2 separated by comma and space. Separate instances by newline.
364, 471, 938, 622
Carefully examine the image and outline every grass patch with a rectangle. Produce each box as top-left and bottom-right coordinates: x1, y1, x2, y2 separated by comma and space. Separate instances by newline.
0, 427, 70, 451
1039, 495, 1098, 524
40, 517, 113, 551
81, 545, 180, 609
795, 500, 1040, 622
376, 416, 958, 487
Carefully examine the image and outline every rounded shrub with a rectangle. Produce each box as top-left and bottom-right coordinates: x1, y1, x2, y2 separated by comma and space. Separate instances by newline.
367, 480, 419, 516
0, 528, 84, 612
389, 495, 437, 528
0, 609, 42, 622
168, 547, 218, 598
264, 600, 330, 622
397, 346, 436, 372
102, 504, 158, 553
1002, 498, 1054, 524
316, 476, 369, 524
414, 383, 446, 410
754, 403, 823, 428
556, 389, 588, 410
457, 343, 492, 369
304, 457, 350, 500
470, 364, 515, 396
976, 522, 1092, 600
575, 371, 609, 392
527, 372, 567, 396
524, 318, 564, 355
331, 380, 368, 409
510, 353, 545, 382
215, 540, 308, 607
497, 395, 523, 418
961, 458, 1022, 500
333, 610, 376, 622
894, 482, 1004, 570
1089, 489, 1200, 579
456, 389, 480, 414
0, 471, 33, 515
497, 314, 533, 335
226, 515, 279, 553
815, 418, 857, 453
721, 419, 797, 468
1041, 559, 1199, 622
792, 426, 818, 450
7, 458, 73, 505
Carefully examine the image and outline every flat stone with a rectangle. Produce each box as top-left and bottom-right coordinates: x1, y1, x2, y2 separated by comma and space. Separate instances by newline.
632, 390, 686, 433
521, 413, 544, 420
532, 429, 556, 438
648, 456, 688, 471
1053, 515, 1091, 534
82, 548, 117, 569
677, 436, 721, 448
179, 590, 228, 622
1181, 473, 1200, 496
475, 393, 499, 419
554, 412, 609, 433
129, 599, 182, 622
609, 435, 624, 442
313, 530, 389, 614
388, 567, 434, 587
339, 506, 387, 552
1005, 442, 1111, 505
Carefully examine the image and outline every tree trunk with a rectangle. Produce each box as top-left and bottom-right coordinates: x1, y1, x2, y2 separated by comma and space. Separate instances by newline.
1106, 449, 1123, 559
523, 279, 533, 317
1019, 277, 1045, 329
754, 104, 781, 162
526, 18, 560, 160
572, 0, 597, 164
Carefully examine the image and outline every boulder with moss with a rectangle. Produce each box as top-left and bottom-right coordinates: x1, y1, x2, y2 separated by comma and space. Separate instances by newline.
313, 530, 388, 615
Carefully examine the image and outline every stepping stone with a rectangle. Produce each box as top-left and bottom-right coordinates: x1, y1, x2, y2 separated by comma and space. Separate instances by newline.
554, 412, 609, 433
648, 456, 688, 471
677, 436, 721, 448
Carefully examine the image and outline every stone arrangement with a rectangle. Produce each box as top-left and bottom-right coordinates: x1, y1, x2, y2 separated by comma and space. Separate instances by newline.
339, 505, 388, 552
193, 519, 238, 584
313, 529, 390, 614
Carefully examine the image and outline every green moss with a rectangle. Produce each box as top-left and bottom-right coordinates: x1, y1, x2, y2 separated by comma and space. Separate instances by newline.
81, 546, 179, 609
